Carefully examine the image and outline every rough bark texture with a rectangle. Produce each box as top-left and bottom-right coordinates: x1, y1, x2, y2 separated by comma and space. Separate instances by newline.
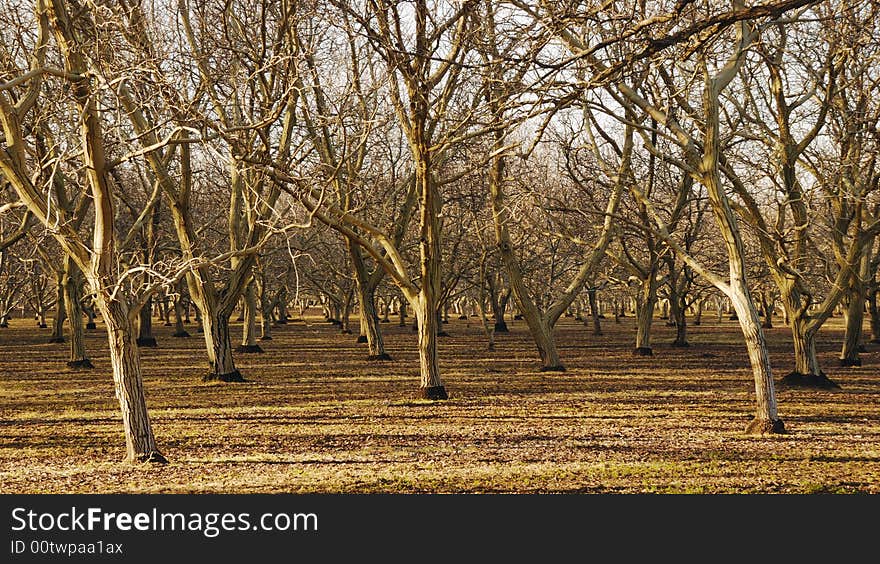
778, 284, 840, 388
201, 308, 243, 382
96, 296, 166, 463
634, 276, 657, 355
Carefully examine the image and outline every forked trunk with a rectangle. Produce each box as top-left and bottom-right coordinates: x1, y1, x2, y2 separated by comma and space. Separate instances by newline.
778, 283, 838, 388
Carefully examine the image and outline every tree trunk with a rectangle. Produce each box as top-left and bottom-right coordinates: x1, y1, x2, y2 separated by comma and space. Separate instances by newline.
790, 323, 823, 378
172, 293, 190, 338
351, 248, 390, 359
491, 289, 509, 333
633, 277, 657, 355
63, 258, 91, 368
760, 292, 774, 329
693, 300, 703, 326
48, 271, 66, 343
670, 292, 688, 347
868, 287, 880, 343
161, 293, 172, 326
237, 281, 262, 353
840, 293, 864, 367
587, 287, 601, 336
275, 287, 289, 324
398, 296, 407, 327
96, 295, 165, 463
258, 286, 273, 341
728, 289, 784, 435
380, 298, 390, 323
414, 294, 446, 398
136, 296, 157, 347
84, 302, 96, 329
778, 281, 838, 388
339, 288, 354, 334
200, 304, 242, 382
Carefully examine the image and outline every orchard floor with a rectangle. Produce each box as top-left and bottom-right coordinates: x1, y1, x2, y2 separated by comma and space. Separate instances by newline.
0, 311, 877, 494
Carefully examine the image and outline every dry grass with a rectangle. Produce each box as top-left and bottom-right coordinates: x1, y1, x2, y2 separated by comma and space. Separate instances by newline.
0, 311, 878, 494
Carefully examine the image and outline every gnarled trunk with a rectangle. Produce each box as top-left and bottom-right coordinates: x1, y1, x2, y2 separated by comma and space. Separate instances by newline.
777, 280, 838, 388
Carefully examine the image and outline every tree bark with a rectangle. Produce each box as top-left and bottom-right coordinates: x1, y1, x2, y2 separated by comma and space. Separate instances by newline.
172, 292, 190, 338
48, 270, 66, 343
840, 292, 864, 367
868, 287, 880, 343
633, 276, 657, 355
237, 281, 263, 353
587, 287, 601, 336
777, 278, 839, 388
200, 305, 243, 382
136, 296, 157, 347
62, 257, 91, 368
351, 242, 390, 359
258, 285, 273, 340
412, 146, 448, 398
669, 290, 688, 347
95, 295, 165, 463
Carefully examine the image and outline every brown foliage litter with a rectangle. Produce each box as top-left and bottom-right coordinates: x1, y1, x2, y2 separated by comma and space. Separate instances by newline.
0, 313, 877, 493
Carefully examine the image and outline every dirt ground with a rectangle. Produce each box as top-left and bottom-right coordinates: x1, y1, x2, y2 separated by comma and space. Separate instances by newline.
0, 310, 877, 493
